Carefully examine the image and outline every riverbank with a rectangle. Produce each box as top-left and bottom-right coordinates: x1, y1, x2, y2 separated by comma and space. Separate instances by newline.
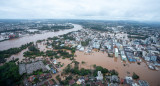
0, 24, 82, 51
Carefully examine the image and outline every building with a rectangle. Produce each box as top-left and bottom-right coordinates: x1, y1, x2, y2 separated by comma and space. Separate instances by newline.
121, 51, 127, 61
45, 65, 51, 70
76, 78, 85, 84
138, 80, 149, 86
110, 75, 119, 83
150, 56, 157, 62
28, 75, 36, 82
125, 76, 133, 85
48, 80, 54, 86
96, 71, 103, 80
51, 68, 56, 74
114, 48, 119, 57
93, 42, 100, 49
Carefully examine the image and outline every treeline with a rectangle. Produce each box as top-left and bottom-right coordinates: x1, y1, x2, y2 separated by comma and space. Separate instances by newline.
0, 29, 24, 33
45, 50, 74, 59
39, 25, 74, 30
61, 33, 75, 40
75, 21, 108, 31
93, 65, 118, 76
23, 45, 74, 59
0, 42, 33, 63
57, 50, 74, 58
128, 35, 148, 40
63, 64, 118, 77
64, 64, 91, 76
81, 39, 91, 46
53, 45, 76, 54
23, 45, 44, 58
36, 39, 45, 43
90, 26, 108, 31
61, 63, 119, 85
0, 62, 22, 86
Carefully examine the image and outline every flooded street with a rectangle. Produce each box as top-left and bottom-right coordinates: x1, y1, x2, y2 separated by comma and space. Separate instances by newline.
75, 51, 160, 86
51, 58, 72, 84
0, 24, 82, 51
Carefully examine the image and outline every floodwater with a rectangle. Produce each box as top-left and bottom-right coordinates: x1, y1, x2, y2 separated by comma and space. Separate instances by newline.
51, 58, 72, 84
7, 48, 28, 62
75, 51, 160, 86
1, 23, 159, 86
0, 24, 82, 51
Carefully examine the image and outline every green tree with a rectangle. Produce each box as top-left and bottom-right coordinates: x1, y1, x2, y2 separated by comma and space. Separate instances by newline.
132, 72, 139, 79
0, 62, 22, 86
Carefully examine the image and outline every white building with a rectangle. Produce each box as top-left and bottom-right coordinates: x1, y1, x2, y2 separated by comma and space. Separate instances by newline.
96, 71, 103, 80
114, 48, 119, 57
79, 47, 85, 51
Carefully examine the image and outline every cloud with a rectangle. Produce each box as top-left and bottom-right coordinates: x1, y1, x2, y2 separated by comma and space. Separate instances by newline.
0, 0, 160, 21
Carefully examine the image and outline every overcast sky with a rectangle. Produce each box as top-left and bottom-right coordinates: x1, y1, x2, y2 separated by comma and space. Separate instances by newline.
0, 0, 160, 21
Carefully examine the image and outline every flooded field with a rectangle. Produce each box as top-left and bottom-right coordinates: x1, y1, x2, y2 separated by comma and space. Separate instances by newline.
0, 24, 82, 50
75, 51, 160, 86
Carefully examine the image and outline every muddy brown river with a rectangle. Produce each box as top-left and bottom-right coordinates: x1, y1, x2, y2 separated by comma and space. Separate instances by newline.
0, 24, 82, 51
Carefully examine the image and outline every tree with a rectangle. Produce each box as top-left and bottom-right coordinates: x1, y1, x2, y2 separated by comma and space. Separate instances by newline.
0, 62, 22, 86
28, 45, 39, 52
93, 64, 96, 68
110, 70, 118, 75
81, 61, 86, 64
132, 72, 139, 79
66, 75, 72, 80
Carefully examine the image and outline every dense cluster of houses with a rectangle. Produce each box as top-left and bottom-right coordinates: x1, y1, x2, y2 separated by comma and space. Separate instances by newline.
0, 32, 20, 41
19, 57, 63, 85
65, 28, 160, 71
65, 71, 149, 86
19, 61, 47, 75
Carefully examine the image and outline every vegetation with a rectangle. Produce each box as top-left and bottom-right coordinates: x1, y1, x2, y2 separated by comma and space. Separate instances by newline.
57, 50, 74, 58
128, 34, 148, 40
63, 64, 118, 78
63, 64, 91, 76
81, 61, 86, 64
93, 66, 109, 76
46, 50, 57, 57
0, 62, 22, 86
90, 26, 108, 31
62, 34, 75, 40
23, 44, 44, 58
81, 39, 90, 46
28, 45, 39, 51
54, 45, 76, 54
110, 70, 119, 75
0, 29, 24, 33
47, 36, 59, 40
36, 39, 45, 43
0, 42, 33, 63
23, 51, 44, 58
32, 69, 43, 75
39, 25, 74, 30
56, 75, 61, 82
132, 72, 139, 79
